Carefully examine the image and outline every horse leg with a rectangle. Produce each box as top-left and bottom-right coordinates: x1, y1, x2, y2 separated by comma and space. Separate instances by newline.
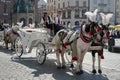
11, 41, 14, 50
5, 41, 8, 49
92, 51, 97, 74
61, 48, 66, 69
56, 51, 61, 69
55, 44, 61, 69
98, 50, 103, 74
70, 41, 78, 68
79, 51, 86, 74
76, 50, 85, 75
98, 55, 102, 74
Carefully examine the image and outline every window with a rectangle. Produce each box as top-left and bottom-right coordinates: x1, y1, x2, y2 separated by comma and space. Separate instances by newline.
82, 9, 87, 18
75, 9, 79, 18
75, 21, 79, 25
62, 10, 66, 18
94, 0, 97, 4
58, 3, 60, 9
29, 18, 32, 24
67, 10, 71, 18
83, 1, 86, 7
75, 0, 79, 6
54, 1, 56, 5
63, 22, 66, 25
63, 2, 65, 8
68, 1, 69, 7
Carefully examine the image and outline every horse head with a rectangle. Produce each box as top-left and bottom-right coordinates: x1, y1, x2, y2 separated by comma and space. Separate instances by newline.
82, 9, 101, 42
81, 21, 101, 43
99, 13, 113, 44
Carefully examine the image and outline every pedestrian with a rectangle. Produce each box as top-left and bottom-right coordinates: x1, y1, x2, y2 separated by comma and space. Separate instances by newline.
40, 12, 55, 30
54, 11, 65, 35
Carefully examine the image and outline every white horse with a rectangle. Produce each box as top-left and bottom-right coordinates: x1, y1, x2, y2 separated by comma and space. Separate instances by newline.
52, 9, 102, 72
4, 21, 23, 50
91, 13, 113, 74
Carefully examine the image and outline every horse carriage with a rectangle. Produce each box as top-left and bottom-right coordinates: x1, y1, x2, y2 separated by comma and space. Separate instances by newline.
14, 9, 113, 74
15, 28, 59, 64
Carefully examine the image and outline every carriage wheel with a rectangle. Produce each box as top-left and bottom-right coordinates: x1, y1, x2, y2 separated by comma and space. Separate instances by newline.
15, 37, 23, 57
36, 43, 46, 65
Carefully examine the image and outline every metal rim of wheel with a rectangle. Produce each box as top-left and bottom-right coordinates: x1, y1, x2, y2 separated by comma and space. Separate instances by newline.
36, 43, 46, 65
15, 37, 23, 57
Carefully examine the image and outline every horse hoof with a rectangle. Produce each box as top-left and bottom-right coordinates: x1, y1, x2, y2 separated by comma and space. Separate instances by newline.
76, 70, 83, 75
98, 69, 102, 74
61, 65, 66, 69
57, 66, 61, 69
70, 64, 74, 68
92, 69, 96, 74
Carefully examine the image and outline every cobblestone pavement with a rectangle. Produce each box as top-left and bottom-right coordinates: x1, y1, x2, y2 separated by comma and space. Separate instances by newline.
0, 46, 120, 80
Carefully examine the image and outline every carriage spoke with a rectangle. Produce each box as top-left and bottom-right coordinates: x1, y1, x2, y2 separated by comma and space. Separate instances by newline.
15, 37, 23, 57
36, 43, 46, 65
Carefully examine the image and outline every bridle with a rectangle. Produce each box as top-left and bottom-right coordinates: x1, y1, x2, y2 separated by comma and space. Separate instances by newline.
80, 22, 101, 43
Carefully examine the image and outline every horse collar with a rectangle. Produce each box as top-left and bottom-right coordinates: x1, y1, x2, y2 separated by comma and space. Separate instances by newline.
80, 27, 92, 43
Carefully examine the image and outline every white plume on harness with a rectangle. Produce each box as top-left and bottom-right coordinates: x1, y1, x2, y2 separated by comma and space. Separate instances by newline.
85, 9, 98, 22
100, 13, 113, 25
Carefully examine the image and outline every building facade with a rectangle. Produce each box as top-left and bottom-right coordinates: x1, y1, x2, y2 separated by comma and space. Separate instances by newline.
116, 0, 120, 24
0, 0, 13, 25
89, 0, 115, 25
0, 0, 39, 26
13, 0, 39, 26
47, 0, 89, 27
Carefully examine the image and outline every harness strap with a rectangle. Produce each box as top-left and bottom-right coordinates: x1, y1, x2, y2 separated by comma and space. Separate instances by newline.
63, 37, 79, 48
80, 31, 92, 43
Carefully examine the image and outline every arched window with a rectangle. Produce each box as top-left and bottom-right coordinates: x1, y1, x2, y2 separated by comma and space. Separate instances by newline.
19, 18, 26, 26
29, 18, 33, 24
75, 21, 79, 25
